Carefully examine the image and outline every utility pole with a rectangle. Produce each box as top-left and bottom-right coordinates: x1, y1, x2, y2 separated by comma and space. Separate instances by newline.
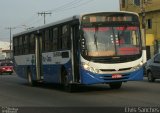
141, 0, 146, 29
38, 12, 52, 24
5, 27, 16, 60
140, 0, 147, 61
5, 27, 16, 51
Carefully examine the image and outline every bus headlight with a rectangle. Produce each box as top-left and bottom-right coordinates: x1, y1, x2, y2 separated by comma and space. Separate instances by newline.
82, 63, 100, 74
132, 62, 143, 71
132, 65, 140, 70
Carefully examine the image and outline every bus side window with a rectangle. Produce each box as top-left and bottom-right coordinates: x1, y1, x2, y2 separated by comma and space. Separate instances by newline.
30, 34, 35, 54
13, 37, 18, 55
19, 36, 23, 55
44, 29, 50, 52
23, 35, 29, 54
42, 31, 45, 52
52, 28, 58, 51
62, 24, 70, 49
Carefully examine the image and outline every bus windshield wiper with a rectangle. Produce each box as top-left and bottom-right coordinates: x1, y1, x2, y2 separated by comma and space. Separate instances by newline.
94, 26, 98, 50
111, 27, 117, 55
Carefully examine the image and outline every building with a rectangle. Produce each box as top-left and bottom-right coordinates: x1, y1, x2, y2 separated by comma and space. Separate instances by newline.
0, 41, 12, 60
120, 0, 160, 59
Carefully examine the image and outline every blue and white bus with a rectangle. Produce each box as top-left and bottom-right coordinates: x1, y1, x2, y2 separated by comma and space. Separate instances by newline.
13, 11, 146, 91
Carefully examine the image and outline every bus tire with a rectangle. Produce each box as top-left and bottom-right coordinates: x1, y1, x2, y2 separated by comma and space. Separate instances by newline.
27, 70, 36, 86
61, 68, 75, 92
109, 82, 122, 89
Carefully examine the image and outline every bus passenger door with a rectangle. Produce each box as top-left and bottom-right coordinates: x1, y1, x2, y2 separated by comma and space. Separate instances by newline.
35, 32, 43, 81
71, 23, 80, 83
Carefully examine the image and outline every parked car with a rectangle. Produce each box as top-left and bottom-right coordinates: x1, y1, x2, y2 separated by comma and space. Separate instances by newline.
0, 62, 13, 75
145, 53, 160, 82
143, 62, 147, 76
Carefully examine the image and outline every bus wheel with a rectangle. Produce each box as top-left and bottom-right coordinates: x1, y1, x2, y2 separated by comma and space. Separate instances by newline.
27, 71, 36, 86
109, 82, 122, 89
61, 68, 74, 92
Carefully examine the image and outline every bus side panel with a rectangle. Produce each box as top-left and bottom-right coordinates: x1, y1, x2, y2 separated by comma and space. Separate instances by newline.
42, 65, 61, 83
29, 65, 37, 80
41, 52, 72, 84
63, 60, 73, 83
14, 55, 37, 80
14, 65, 26, 79
14, 65, 37, 80
40, 63, 72, 84
13, 57, 25, 79
42, 61, 72, 84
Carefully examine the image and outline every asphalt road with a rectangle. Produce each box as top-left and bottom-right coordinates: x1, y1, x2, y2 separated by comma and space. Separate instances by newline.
0, 74, 160, 107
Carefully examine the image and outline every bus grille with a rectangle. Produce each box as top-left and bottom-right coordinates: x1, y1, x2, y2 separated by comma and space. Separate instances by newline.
100, 67, 132, 72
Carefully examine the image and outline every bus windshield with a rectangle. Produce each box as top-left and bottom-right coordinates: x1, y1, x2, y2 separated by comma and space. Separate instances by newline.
82, 25, 141, 57
81, 13, 142, 59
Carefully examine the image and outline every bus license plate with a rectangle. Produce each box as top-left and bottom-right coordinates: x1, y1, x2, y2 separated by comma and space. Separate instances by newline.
112, 74, 122, 79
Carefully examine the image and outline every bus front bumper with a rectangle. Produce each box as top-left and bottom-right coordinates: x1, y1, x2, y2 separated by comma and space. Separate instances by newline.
80, 67, 144, 85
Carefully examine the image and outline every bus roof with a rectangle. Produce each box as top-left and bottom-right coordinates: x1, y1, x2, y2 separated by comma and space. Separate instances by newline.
13, 11, 138, 37
13, 15, 80, 37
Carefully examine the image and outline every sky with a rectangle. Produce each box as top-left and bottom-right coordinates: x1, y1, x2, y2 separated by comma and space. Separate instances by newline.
0, 0, 119, 42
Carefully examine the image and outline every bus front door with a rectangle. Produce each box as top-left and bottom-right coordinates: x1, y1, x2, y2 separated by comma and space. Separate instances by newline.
71, 24, 80, 83
35, 33, 43, 81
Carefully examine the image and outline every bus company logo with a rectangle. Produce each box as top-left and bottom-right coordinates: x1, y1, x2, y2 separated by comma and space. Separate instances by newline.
43, 56, 52, 62
53, 51, 62, 57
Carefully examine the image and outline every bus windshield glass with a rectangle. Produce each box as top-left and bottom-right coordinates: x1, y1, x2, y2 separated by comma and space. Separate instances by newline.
81, 13, 141, 58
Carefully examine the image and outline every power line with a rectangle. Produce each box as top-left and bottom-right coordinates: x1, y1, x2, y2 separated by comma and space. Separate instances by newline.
3, 0, 93, 32
47, 0, 81, 12
55, 0, 93, 13
31, 0, 92, 26
15, 14, 38, 28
